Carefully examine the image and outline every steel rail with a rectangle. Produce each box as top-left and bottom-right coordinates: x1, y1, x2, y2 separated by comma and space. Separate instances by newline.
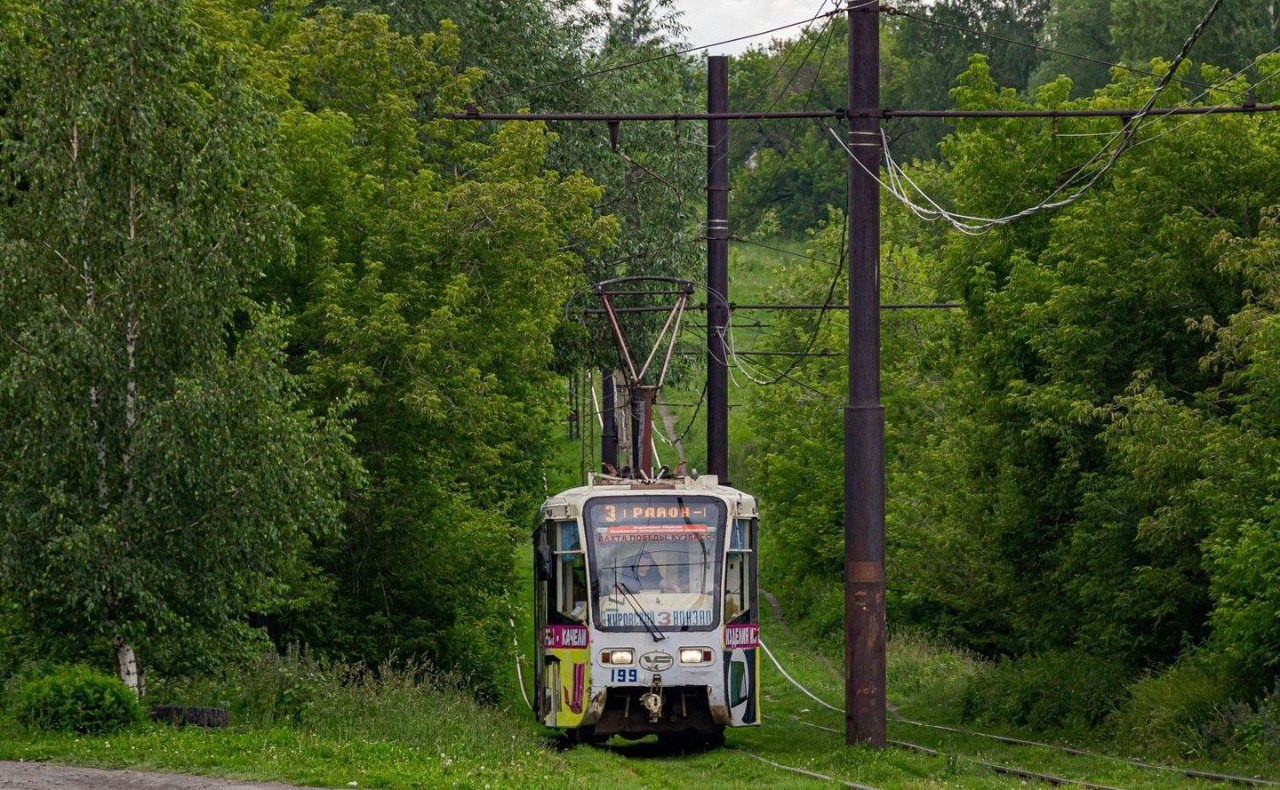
893, 718, 1280, 788
728, 747, 882, 790
789, 718, 1125, 790
763, 639, 1280, 788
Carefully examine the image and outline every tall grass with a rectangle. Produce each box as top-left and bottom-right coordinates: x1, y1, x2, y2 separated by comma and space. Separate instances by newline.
139, 649, 569, 788
886, 628, 983, 721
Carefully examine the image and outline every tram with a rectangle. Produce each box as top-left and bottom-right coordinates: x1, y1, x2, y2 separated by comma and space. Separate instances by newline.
533, 472, 759, 746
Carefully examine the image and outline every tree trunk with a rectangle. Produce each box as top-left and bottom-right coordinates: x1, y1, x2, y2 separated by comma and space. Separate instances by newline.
114, 637, 144, 698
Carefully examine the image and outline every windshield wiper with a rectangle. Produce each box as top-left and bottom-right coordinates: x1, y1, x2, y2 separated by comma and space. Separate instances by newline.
615, 580, 666, 641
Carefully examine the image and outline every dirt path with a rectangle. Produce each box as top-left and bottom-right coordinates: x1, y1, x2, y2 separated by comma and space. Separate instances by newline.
759, 588, 791, 634
0, 762, 320, 790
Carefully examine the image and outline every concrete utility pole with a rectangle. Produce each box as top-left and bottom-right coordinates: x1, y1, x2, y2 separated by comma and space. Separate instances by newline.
844, 0, 886, 747
706, 55, 730, 481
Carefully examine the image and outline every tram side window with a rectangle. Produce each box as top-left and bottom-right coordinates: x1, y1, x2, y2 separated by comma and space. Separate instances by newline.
724, 519, 754, 622
554, 521, 587, 623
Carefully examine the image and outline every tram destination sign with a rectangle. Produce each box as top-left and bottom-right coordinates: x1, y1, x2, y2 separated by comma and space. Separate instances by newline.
594, 502, 714, 542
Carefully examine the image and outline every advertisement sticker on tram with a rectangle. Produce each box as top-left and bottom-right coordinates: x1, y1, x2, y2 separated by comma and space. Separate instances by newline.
544, 625, 590, 727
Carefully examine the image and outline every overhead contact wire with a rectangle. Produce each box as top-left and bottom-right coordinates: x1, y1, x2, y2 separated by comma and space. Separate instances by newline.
832, 0, 1227, 235
890, 6, 1212, 91
475, 8, 846, 106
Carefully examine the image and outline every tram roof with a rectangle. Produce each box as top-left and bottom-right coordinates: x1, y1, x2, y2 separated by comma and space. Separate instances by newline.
540, 474, 757, 525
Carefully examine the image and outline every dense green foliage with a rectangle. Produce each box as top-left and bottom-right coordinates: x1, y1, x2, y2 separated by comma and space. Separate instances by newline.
0, 0, 353, 679
746, 49, 1280, 756
268, 9, 615, 686
12, 666, 143, 734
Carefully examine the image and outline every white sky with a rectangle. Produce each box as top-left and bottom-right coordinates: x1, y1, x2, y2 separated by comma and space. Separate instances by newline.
673, 0, 833, 55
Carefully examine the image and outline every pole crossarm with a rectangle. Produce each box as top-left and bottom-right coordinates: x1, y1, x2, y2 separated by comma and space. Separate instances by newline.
446, 109, 843, 121
583, 303, 962, 314
880, 103, 1280, 119
444, 103, 1280, 123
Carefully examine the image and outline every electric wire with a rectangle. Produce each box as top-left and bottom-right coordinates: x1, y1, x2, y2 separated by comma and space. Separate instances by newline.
733, 12, 841, 225
730, 235, 938, 291
672, 381, 707, 445
1045, 42, 1280, 152
475, 7, 846, 107
1125, 45, 1280, 153
735, 0, 833, 138
759, 638, 1280, 787
509, 617, 533, 711
721, 205, 847, 388
737, 354, 839, 400
889, 5, 1212, 92
831, 0, 1226, 235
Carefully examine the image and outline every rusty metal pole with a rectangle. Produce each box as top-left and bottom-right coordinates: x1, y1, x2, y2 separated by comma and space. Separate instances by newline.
602, 369, 618, 473
706, 55, 730, 482
630, 386, 655, 476
845, 0, 886, 747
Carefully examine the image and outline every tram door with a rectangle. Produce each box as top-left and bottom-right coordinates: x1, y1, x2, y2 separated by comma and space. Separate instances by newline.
534, 520, 590, 728
723, 517, 760, 726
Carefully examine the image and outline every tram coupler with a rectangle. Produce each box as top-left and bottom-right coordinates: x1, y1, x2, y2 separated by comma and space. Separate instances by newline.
640, 674, 663, 723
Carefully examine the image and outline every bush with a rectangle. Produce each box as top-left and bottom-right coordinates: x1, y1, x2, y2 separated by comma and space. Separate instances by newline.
1112, 654, 1253, 759
960, 650, 1132, 733
12, 665, 142, 734
1199, 679, 1280, 762
886, 629, 983, 720
150, 646, 328, 727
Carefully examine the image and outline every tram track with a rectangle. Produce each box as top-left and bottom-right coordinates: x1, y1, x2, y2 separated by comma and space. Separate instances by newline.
759, 638, 1280, 789
787, 717, 1124, 790
728, 746, 882, 790
510, 577, 1276, 788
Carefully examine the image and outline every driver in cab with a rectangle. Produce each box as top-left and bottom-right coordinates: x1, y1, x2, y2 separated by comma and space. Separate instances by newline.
615, 551, 671, 593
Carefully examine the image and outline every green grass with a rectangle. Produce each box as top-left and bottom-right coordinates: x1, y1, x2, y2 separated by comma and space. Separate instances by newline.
6, 592, 1279, 788
0, 661, 568, 790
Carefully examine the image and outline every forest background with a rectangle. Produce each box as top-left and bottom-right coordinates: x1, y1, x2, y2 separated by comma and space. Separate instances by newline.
2, 0, 1279, 766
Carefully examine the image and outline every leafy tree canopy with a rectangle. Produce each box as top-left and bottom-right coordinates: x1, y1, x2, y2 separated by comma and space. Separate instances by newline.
0, 0, 355, 681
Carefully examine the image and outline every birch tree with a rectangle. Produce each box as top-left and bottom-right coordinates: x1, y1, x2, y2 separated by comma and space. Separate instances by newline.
0, 0, 354, 691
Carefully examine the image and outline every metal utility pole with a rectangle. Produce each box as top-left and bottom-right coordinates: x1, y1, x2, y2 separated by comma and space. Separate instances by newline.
844, 0, 886, 747
601, 370, 618, 472
630, 387, 655, 474
706, 55, 730, 482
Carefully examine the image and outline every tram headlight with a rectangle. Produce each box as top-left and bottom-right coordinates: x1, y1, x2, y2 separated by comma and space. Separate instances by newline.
601, 649, 634, 665
679, 648, 714, 664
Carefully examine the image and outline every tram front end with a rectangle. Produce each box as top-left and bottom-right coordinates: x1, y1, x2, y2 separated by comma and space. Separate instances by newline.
534, 475, 760, 745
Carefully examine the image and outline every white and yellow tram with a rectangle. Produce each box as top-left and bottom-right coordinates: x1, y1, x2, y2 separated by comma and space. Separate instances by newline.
534, 473, 760, 746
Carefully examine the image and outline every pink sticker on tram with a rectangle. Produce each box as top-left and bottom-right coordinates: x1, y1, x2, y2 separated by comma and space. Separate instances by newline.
724, 623, 759, 650
544, 624, 589, 649
563, 662, 585, 714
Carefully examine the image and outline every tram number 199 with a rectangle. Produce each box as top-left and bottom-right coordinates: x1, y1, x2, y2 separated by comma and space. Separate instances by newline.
610, 668, 639, 683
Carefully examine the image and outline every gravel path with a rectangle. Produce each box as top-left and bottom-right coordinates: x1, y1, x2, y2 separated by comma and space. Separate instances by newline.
0, 762, 323, 790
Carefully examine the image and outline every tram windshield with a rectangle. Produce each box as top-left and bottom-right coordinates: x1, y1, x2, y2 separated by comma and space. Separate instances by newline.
584, 495, 726, 633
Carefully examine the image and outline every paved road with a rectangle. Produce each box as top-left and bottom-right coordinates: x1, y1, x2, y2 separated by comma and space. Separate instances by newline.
0, 762, 322, 789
